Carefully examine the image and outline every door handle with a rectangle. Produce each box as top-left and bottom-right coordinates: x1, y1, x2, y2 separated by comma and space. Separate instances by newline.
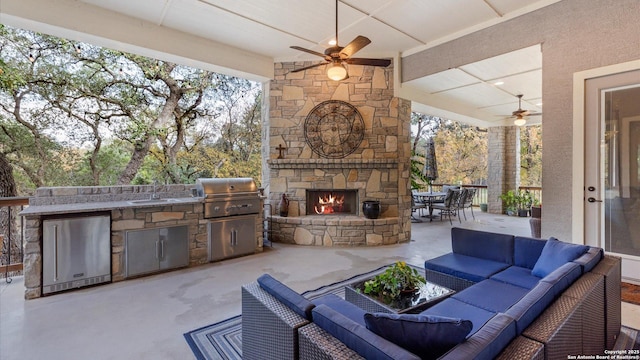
53, 225, 58, 282
587, 197, 603, 203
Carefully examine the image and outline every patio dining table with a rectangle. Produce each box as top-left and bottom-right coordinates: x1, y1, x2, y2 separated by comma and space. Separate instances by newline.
414, 191, 447, 222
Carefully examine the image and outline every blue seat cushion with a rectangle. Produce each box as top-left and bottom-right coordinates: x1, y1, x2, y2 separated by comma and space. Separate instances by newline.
311, 305, 420, 360
364, 313, 472, 360
451, 227, 514, 264
504, 281, 555, 334
513, 236, 546, 269
490, 266, 540, 290
425, 253, 511, 283
312, 293, 367, 327
531, 237, 589, 277
573, 247, 603, 272
421, 298, 497, 336
257, 274, 314, 319
452, 279, 529, 313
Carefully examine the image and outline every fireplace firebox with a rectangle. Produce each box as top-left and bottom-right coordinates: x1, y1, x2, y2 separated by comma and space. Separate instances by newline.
306, 190, 358, 215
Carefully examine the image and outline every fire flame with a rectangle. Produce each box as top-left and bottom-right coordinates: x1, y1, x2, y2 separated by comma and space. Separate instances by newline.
314, 193, 345, 214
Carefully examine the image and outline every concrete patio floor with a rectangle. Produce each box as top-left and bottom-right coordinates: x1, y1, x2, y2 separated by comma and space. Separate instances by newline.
1, 211, 638, 359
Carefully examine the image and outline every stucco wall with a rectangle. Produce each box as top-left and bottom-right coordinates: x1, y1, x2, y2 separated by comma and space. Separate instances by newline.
403, 0, 640, 241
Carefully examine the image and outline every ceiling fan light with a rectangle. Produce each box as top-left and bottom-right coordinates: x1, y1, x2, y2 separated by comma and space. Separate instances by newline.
514, 116, 527, 126
327, 62, 347, 81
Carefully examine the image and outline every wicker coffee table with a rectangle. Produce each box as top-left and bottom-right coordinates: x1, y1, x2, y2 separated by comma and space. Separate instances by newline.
344, 280, 455, 314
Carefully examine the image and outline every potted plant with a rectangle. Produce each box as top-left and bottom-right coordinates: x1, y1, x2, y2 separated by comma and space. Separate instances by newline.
516, 190, 534, 217
499, 190, 518, 216
362, 261, 426, 304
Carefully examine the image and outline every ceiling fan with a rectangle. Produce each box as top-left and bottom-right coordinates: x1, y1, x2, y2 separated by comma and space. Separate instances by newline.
289, 0, 391, 80
506, 94, 542, 126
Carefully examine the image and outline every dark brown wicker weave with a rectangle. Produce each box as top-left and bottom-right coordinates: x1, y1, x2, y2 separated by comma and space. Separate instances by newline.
562, 272, 605, 355
298, 323, 364, 360
425, 268, 475, 292
241, 282, 310, 360
496, 336, 545, 360
591, 255, 622, 349
522, 296, 582, 359
344, 286, 394, 314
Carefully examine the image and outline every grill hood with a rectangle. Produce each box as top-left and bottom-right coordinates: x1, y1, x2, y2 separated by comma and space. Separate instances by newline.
196, 178, 258, 198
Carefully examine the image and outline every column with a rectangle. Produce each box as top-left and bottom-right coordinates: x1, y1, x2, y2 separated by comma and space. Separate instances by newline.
487, 126, 520, 214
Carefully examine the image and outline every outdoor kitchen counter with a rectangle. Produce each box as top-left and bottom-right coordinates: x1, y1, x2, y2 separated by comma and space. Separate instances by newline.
19, 197, 204, 216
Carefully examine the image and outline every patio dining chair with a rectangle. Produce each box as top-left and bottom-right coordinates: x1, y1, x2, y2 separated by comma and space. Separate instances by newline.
431, 188, 462, 225
458, 188, 477, 221
411, 189, 428, 222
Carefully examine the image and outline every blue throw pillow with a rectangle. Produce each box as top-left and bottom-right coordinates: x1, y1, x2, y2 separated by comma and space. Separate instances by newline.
531, 237, 589, 278
364, 313, 472, 360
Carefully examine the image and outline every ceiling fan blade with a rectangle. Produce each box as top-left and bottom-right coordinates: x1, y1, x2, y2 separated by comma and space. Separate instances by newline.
291, 62, 328, 72
345, 58, 391, 67
339, 36, 371, 58
290, 46, 331, 60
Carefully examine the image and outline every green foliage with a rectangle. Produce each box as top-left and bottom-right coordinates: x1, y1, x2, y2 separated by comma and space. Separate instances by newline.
0, 25, 263, 193
363, 261, 426, 303
500, 189, 534, 214
520, 125, 542, 186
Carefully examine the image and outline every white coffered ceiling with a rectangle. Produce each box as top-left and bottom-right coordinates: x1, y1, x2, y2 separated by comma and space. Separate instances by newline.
1, 0, 556, 126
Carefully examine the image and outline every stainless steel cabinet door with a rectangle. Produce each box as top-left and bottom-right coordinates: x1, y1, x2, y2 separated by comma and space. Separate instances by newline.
42, 215, 111, 294
126, 228, 161, 277
208, 214, 256, 261
158, 226, 189, 270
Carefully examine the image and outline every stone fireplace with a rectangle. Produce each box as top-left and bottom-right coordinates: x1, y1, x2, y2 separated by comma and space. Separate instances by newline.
306, 189, 358, 215
262, 60, 412, 246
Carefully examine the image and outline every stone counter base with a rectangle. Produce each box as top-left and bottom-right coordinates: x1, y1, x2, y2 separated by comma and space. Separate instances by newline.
270, 215, 402, 246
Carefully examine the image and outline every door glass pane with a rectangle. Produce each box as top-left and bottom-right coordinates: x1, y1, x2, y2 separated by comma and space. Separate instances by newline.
603, 85, 640, 257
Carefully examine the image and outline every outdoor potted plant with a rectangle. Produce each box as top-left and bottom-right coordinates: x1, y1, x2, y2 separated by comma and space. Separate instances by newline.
499, 190, 518, 216
361, 261, 426, 304
516, 190, 534, 217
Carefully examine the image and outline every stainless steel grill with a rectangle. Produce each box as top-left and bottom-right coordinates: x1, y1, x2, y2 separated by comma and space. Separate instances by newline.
196, 177, 260, 218
195, 178, 260, 262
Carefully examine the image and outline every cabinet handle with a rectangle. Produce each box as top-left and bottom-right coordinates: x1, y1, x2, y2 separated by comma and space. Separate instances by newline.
155, 240, 160, 260
160, 240, 165, 259
53, 225, 58, 282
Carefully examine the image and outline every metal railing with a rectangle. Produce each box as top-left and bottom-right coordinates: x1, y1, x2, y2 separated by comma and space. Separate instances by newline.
1, 197, 29, 283
428, 184, 542, 207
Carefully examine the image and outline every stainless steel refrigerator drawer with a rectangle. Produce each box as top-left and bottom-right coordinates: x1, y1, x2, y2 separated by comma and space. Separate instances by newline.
42, 214, 111, 295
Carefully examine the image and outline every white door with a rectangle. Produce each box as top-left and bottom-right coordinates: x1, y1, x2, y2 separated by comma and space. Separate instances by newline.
584, 68, 640, 283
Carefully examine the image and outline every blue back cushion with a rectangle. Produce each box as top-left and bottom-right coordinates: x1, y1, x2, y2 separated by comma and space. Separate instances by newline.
257, 274, 314, 320
540, 262, 582, 297
312, 305, 421, 360
451, 228, 514, 264
504, 281, 555, 334
531, 237, 589, 278
312, 293, 367, 327
441, 313, 516, 360
364, 313, 472, 360
573, 247, 603, 272
514, 236, 546, 269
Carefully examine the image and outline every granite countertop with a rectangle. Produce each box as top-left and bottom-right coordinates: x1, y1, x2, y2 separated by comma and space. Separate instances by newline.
19, 197, 204, 216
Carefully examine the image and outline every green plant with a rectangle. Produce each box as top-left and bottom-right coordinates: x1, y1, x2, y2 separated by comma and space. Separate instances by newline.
499, 190, 518, 214
500, 189, 534, 214
363, 261, 426, 303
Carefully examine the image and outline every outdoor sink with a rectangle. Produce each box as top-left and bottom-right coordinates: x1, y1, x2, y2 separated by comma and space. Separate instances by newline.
127, 198, 179, 205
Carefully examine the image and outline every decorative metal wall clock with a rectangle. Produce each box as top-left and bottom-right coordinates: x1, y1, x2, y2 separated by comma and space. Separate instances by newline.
304, 100, 365, 158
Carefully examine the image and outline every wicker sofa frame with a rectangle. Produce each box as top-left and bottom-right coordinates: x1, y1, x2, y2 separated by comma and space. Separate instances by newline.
241, 255, 621, 360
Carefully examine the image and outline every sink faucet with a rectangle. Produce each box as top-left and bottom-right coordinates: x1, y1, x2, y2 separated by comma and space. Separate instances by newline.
151, 180, 160, 199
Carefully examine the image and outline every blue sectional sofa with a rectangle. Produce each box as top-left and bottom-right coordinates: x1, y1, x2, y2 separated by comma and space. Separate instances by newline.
241, 228, 621, 360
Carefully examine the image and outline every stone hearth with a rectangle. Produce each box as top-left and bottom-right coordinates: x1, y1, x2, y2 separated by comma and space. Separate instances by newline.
262, 61, 412, 246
